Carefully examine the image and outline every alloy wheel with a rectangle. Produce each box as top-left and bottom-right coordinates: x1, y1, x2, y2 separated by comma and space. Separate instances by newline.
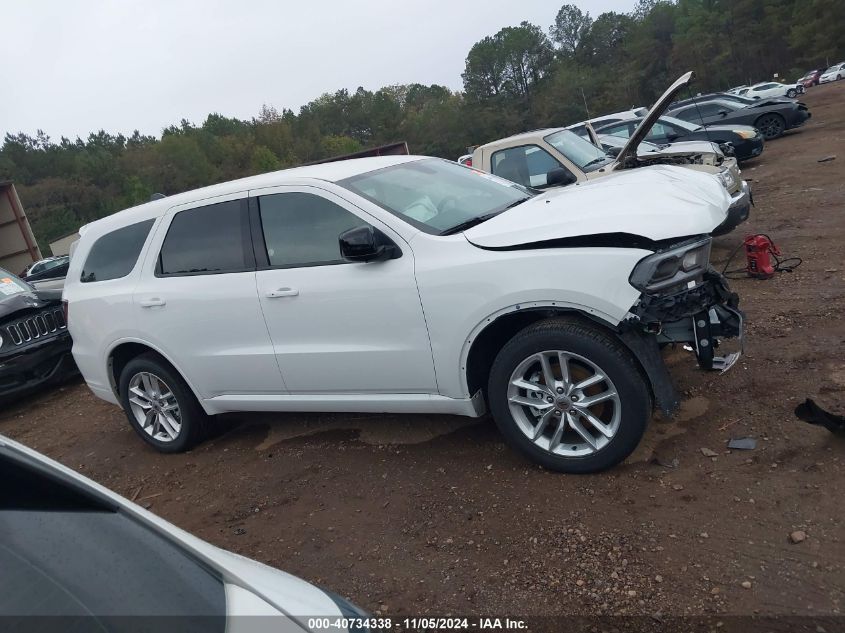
757, 115, 785, 139
127, 372, 182, 442
507, 350, 621, 457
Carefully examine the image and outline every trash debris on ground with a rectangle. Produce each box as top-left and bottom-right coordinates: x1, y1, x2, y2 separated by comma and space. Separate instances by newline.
700, 447, 718, 457
817, 155, 836, 162
794, 398, 845, 435
727, 437, 757, 450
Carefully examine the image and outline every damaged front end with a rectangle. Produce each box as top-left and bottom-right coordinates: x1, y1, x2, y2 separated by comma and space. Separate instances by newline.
618, 235, 744, 414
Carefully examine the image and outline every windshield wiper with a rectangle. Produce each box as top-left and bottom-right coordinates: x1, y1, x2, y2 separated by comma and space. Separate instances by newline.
440, 212, 502, 236
583, 157, 610, 168
440, 198, 530, 235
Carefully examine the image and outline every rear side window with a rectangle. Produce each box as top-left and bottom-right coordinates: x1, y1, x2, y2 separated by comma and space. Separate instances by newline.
158, 200, 252, 276
80, 219, 154, 283
258, 192, 366, 268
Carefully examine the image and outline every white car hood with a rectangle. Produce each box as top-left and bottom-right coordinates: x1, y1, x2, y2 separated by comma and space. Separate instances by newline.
464, 165, 730, 248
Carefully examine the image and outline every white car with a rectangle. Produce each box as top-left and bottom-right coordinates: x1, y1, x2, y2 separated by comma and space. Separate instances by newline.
735, 81, 801, 99
564, 107, 648, 137
0, 434, 368, 630
819, 63, 845, 83
65, 146, 743, 473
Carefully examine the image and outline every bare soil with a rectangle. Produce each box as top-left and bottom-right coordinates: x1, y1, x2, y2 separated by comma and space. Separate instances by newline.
2, 82, 844, 621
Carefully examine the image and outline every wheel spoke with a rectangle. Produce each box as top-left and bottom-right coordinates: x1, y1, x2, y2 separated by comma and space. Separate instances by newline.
537, 353, 556, 389
129, 396, 153, 409
511, 378, 552, 397
578, 408, 615, 438
509, 394, 553, 410
158, 412, 178, 439
568, 414, 597, 449
547, 416, 566, 451
574, 373, 605, 390
532, 410, 555, 440
577, 389, 618, 408
130, 386, 152, 403
143, 409, 155, 430
557, 352, 571, 386
141, 373, 158, 398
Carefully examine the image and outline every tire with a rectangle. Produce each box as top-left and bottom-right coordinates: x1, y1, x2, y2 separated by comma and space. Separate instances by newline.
755, 113, 786, 140
487, 318, 651, 473
119, 352, 209, 453
786, 88, 797, 98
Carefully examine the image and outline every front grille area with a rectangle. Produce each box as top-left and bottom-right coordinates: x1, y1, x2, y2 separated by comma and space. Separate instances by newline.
3, 308, 66, 346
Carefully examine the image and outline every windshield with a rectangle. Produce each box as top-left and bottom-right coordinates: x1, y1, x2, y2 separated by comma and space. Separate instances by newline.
543, 130, 611, 171
825, 66, 840, 73
339, 158, 533, 234
0, 267, 33, 297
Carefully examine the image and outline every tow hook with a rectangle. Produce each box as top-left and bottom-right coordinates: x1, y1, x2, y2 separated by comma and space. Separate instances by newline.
692, 305, 744, 373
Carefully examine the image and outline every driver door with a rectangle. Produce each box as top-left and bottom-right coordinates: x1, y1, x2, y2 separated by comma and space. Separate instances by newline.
249, 185, 438, 395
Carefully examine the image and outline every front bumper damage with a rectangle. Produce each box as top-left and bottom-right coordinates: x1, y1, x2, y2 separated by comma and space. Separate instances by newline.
618, 270, 744, 415
0, 331, 77, 403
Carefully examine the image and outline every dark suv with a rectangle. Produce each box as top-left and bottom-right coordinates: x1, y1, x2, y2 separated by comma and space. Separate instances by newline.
0, 268, 76, 402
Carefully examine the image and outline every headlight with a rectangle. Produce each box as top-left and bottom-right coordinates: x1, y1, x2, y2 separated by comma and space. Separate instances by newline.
733, 129, 756, 139
716, 167, 737, 191
629, 237, 712, 294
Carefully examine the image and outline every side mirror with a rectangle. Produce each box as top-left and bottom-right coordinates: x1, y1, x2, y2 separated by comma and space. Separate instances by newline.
546, 168, 577, 187
339, 225, 400, 262
665, 133, 680, 142
606, 146, 622, 158
718, 110, 728, 117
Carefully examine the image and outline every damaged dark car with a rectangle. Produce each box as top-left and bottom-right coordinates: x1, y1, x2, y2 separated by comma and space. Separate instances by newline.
0, 267, 76, 403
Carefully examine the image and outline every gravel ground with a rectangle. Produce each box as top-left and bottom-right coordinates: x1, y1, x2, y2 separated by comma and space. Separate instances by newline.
2, 80, 844, 625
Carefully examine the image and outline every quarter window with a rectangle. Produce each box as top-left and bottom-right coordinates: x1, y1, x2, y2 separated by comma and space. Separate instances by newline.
491, 145, 565, 188
80, 219, 154, 283
158, 200, 251, 276
258, 192, 367, 268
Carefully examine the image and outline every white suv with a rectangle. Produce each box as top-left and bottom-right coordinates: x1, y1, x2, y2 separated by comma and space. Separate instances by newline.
65, 156, 743, 473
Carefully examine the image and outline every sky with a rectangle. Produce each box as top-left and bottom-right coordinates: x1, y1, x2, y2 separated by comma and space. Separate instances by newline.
2, 0, 636, 140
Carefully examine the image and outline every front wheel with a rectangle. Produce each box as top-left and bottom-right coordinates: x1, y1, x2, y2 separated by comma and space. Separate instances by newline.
755, 113, 786, 140
487, 319, 651, 473
786, 88, 797, 98
119, 353, 209, 453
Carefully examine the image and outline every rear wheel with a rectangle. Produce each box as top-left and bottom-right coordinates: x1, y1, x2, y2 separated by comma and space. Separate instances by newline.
755, 113, 786, 140
119, 353, 209, 453
487, 319, 651, 473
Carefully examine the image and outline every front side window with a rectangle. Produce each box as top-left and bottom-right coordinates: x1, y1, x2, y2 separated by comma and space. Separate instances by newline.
81, 219, 154, 283
543, 130, 611, 172
339, 158, 532, 234
158, 200, 250, 276
258, 192, 367, 268
491, 145, 566, 188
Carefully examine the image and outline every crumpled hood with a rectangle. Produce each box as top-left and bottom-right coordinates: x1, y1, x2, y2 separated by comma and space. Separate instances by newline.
0, 290, 50, 321
643, 140, 721, 157
465, 165, 730, 248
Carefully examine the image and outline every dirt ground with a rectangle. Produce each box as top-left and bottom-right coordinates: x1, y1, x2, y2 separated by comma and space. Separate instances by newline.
3, 82, 844, 624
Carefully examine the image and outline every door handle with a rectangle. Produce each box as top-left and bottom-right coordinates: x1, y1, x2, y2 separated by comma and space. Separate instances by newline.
265, 287, 299, 298
139, 297, 166, 308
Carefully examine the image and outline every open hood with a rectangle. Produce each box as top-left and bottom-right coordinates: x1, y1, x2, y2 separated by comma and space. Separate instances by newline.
464, 165, 730, 249
615, 71, 694, 168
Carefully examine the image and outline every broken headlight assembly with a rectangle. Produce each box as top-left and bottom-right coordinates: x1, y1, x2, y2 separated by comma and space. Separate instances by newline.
716, 167, 738, 192
629, 237, 711, 295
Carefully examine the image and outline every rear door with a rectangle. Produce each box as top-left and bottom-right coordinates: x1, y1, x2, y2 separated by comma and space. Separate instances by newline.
250, 185, 437, 395
133, 193, 284, 398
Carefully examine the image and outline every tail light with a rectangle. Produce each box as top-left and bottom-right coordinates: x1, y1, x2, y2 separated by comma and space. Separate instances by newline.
62, 300, 69, 326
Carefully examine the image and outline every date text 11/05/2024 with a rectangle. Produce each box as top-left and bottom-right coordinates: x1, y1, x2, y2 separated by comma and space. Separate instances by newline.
306, 617, 528, 630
